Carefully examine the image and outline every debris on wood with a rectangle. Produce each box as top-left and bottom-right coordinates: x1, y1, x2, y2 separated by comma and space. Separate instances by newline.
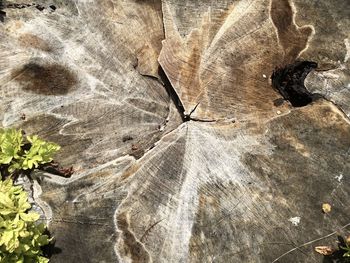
38, 161, 74, 178
315, 246, 336, 256
322, 203, 332, 213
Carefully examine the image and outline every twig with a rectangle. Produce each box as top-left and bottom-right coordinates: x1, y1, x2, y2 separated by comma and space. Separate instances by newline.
271, 222, 350, 262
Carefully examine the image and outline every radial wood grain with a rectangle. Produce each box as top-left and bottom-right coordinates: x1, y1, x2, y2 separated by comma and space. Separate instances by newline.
0, 0, 349, 262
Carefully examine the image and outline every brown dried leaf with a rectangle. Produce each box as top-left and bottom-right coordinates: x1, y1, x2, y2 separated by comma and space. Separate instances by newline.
315, 246, 335, 256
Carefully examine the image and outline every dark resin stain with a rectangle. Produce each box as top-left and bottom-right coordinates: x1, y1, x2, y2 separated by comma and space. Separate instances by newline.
270, 0, 313, 63
271, 61, 317, 107
18, 34, 52, 52
116, 213, 151, 262
0, 10, 5, 22
12, 63, 77, 95
273, 98, 285, 107
0, 2, 57, 20
35, 4, 45, 11
0, 1, 5, 22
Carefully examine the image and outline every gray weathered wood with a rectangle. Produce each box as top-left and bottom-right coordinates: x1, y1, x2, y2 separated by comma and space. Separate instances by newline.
0, 0, 349, 262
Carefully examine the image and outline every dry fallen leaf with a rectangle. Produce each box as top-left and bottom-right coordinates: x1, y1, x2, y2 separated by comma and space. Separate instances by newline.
322, 203, 332, 213
315, 246, 335, 256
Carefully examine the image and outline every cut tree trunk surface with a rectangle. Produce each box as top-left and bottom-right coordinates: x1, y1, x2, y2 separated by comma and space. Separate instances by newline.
0, 0, 349, 262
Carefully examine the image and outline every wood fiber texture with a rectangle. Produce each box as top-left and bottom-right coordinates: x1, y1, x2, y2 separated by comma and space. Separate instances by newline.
0, 0, 349, 262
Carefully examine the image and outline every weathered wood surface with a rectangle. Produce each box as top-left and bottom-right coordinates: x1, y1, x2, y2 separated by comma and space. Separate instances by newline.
0, 0, 349, 262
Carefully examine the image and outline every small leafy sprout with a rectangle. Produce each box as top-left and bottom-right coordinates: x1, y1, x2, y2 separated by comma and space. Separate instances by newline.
22, 135, 60, 170
0, 129, 61, 179
0, 177, 51, 262
342, 241, 350, 258
0, 128, 23, 166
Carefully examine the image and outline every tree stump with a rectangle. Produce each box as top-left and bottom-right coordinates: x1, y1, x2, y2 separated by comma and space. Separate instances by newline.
0, 0, 349, 262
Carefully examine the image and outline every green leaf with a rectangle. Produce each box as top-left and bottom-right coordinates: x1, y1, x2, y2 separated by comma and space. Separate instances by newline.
0, 129, 23, 166
22, 136, 60, 170
0, 154, 13, 165
0, 128, 61, 177
342, 245, 350, 257
17, 194, 31, 212
0, 192, 14, 210
0, 178, 51, 262
37, 256, 50, 263
19, 212, 40, 222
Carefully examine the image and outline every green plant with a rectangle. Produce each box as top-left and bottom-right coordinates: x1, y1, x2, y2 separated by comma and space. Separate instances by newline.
0, 177, 50, 262
342, 241, 350, 258
0, 129, 60, 178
